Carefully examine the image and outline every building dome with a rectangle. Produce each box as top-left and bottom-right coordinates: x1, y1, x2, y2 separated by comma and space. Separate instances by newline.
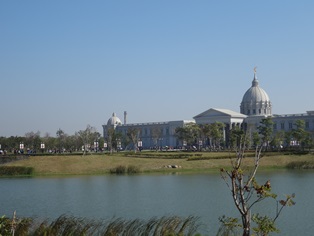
107, 112, 122, 127
240, 71, 272, 116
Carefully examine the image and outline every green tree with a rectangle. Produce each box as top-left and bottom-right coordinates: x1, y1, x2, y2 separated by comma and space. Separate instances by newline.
209, 122, 224, 150
291, 120, 310, 151
42, 133, 57, 152
284, 131, 293, 149
56, 128, 66, 153
175, 126, 188, 144
24, 131, 41, 153
229, 126, 245, 150
63, 134, 82, 152
252, 131, 261, 148
257, 117, 274, 151
0, 136, 23, 153
175, 123, 199, 148
199, 124, 211, 149
98, 136, 105, 151
303, 133, 314, 151
270, 130, 285, 151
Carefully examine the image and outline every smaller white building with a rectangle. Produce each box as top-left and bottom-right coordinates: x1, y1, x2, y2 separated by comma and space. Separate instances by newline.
103, 112, 194, 149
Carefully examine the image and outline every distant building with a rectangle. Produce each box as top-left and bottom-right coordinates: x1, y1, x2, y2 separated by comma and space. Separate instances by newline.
103, 70, 314, 149
103, 113, 194, 149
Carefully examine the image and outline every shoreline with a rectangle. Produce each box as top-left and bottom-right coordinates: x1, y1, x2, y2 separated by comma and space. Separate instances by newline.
1, 152, 314, 177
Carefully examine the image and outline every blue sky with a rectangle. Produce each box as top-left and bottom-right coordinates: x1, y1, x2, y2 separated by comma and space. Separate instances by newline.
1, 1, 314, 137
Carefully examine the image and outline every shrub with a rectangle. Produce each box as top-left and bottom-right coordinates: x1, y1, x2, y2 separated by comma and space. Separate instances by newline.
110, 165, 126, 174
127, 165, 140, 174
110, 165, 141, 174
0, 166, 34, 176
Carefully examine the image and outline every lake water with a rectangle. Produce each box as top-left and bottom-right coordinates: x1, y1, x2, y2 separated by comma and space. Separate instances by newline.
0, 170, 313, 235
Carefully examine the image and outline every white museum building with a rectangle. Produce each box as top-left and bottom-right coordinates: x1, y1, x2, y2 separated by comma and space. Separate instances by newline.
103, 71, 314, 149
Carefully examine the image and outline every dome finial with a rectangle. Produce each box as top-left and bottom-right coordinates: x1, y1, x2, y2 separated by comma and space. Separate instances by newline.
252, 67, 258, 87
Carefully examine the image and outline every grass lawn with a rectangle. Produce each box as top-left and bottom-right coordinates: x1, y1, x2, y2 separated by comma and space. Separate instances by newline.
2, 151, 314, 176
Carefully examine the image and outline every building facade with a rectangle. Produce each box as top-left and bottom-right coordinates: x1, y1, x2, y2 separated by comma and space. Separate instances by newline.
103, 112, 194, 149
103, 71, 314, 149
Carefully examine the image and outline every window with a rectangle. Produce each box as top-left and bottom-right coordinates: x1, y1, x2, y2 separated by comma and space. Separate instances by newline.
247, 110, 250, 115
281, 123, 285, 130
306, 121, 310, 129
253, 109, 256, 115
259, 109, 261, 114
289, 123, 293, 129
273, 123, 277, 130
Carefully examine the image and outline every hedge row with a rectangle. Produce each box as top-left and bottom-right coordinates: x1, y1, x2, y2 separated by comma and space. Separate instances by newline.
123, 152, 198, 159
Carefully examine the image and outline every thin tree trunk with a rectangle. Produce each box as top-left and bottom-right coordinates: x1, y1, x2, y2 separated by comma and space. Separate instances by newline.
242, 213, 251, 236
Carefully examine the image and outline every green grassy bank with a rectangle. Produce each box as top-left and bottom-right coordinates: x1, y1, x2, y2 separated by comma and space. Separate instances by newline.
1, 151, 314, 176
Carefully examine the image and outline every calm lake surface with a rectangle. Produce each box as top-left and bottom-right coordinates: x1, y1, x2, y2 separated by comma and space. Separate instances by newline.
1, 170, 313, 235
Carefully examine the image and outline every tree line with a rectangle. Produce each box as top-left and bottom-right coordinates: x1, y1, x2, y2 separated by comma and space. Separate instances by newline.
175, 118, 313, 151
1, 118, 313, 154
0, 125, 144, 154
0, 125, 102, 154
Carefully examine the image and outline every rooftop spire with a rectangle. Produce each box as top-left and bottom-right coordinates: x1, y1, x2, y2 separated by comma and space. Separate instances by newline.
252, 66, 259, 87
